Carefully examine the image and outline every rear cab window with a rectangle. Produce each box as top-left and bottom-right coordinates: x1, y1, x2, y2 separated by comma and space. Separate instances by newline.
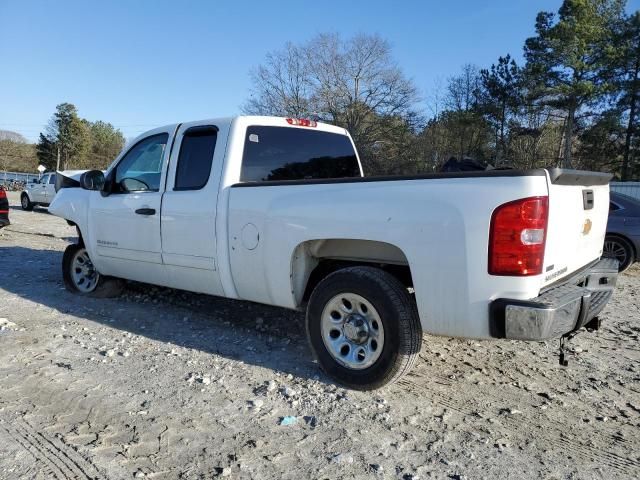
240, 126, 360, 182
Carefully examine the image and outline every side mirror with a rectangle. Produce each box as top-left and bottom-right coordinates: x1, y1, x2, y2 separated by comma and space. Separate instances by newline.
80, 170, 105, 191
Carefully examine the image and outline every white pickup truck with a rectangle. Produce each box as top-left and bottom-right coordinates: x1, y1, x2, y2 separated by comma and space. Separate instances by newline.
50, 116, 618, 389
21, 172, 57, 210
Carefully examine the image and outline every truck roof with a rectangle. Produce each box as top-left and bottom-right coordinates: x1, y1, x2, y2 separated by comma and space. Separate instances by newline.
140, 116, 348, 143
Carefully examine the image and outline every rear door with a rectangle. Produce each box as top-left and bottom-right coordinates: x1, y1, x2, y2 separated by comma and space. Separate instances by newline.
542, 171, 611, 286
160, 121, 227, 296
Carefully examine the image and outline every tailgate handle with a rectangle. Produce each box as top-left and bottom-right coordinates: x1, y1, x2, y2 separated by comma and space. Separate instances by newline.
582, 190, 594, 210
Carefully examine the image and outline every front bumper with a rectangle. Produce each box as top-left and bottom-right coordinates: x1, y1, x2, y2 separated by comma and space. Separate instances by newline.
490, 258, 618, 340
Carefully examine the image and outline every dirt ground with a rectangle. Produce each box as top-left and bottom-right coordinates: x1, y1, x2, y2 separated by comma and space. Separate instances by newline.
0, 191, 639, 480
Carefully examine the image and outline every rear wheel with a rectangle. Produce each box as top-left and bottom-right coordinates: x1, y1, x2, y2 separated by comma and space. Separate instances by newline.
604, 235, 635, 272
62, 244, 123, 297
306, 266, 422, 390
21, 194, 33, 211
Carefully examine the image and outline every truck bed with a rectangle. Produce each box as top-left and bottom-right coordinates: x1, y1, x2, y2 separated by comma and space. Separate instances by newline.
225, 167, 611, 339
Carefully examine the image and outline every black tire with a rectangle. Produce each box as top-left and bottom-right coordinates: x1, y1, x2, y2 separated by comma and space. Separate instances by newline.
306, 266, 422, 390
604, 235, 635, 272
21, 193, 33, 211
62, 243, 124, 298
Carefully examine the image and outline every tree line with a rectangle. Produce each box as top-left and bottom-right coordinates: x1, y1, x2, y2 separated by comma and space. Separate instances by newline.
245, 0, 640, 180
0, 103, 125, 174
36, 103, 125, 171
0, 130, 36, 174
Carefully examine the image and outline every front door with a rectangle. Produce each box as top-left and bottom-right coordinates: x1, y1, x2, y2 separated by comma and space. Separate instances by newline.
32, 174, 49, 203
87, 127, 175, 284
45, 173, 57, 204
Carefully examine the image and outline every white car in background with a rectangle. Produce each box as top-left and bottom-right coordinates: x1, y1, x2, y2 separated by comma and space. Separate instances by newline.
21, 172, 57, 210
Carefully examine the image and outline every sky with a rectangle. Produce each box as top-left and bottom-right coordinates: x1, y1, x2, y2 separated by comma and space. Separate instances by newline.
1, 0, 639, 142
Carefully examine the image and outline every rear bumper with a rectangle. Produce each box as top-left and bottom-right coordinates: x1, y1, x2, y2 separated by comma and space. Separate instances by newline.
490, 258, 618, 340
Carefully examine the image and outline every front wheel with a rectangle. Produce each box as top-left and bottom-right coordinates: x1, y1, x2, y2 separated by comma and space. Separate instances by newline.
62, 244, 123, 297
21, 194, 33, 211
306, 266, 422, 390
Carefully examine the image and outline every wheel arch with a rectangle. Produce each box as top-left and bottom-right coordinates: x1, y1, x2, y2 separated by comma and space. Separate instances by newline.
290, 238, 414, 307
73, 223, 85, 247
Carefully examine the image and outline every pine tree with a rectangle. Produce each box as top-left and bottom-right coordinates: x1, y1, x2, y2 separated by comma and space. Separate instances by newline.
36, 133, 57, 171
524, 0, 625, 167
53, 103, 90, 170
480, 55, 523, 165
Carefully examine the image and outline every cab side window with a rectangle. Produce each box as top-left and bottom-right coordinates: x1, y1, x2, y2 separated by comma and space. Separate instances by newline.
174, 126, 217, 191
49, 174, 56, 185
114, 134, 169, 193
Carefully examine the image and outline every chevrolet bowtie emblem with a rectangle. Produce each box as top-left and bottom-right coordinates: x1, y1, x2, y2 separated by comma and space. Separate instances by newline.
582, 218, 592, 235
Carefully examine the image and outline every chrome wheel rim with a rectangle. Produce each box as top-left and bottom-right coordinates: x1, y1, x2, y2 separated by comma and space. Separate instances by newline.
21, 196, 28, 208
71, 248, 99, 293
321, 293, 385, 370
604, 240, 628, 268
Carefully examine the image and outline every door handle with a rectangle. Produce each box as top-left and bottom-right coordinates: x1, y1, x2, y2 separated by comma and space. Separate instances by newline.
135, 208, 156, 215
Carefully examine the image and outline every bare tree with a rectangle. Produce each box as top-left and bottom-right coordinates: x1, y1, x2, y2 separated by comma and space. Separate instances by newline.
446, 64, 482, 113
243, 33, 420, 172
437, 65, 490, 161
244, 42, 313, 117
421, 79, 448, 168
508, 106, 564, 169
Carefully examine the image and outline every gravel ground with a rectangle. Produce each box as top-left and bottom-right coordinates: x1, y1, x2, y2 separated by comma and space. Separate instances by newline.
0, 191, 639, 480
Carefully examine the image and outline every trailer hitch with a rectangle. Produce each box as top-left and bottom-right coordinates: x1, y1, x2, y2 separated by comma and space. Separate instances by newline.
558, 316, 601, 366
559, 331, 579, 367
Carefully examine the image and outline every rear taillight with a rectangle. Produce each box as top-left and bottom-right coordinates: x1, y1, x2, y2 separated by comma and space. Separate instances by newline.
286, 118, 317, 127
488, 196, 548, 276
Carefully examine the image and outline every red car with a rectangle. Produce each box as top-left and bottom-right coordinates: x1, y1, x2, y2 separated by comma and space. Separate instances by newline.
0, 186, 9, 228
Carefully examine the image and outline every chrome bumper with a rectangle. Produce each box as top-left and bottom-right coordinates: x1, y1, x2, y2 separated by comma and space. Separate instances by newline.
490, 258, 618, 340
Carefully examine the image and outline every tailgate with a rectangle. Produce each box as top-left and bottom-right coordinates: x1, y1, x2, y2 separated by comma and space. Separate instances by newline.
542, 169, 612, 287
